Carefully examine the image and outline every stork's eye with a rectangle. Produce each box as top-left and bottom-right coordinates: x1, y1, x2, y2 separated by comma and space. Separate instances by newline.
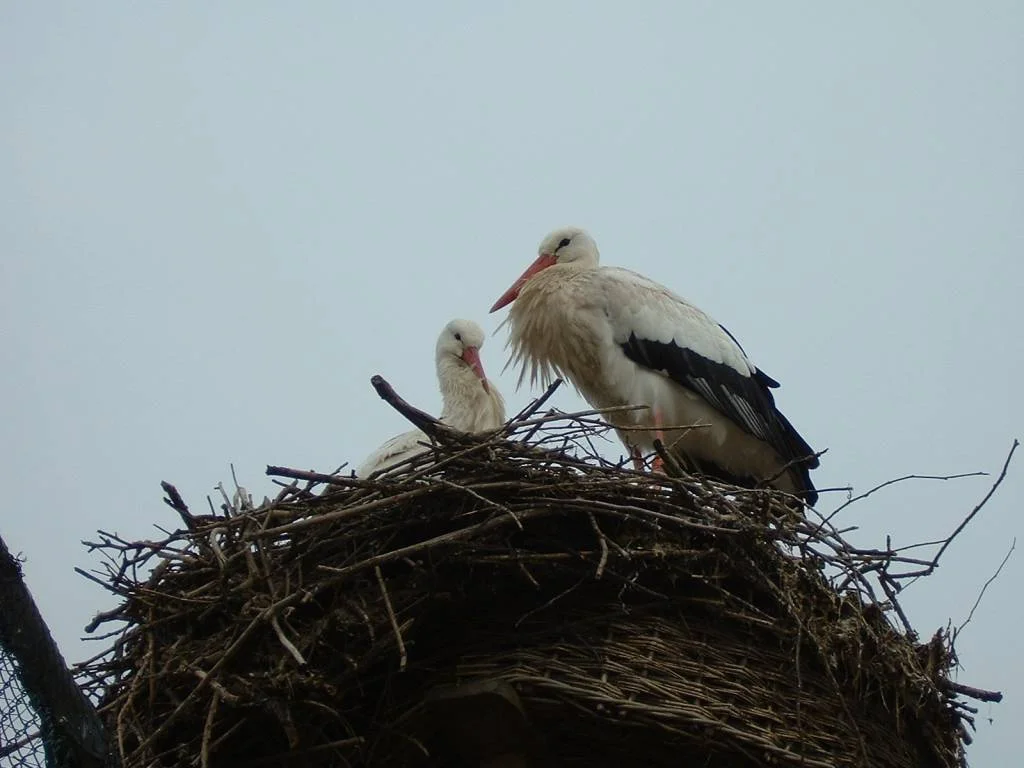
454, 332, 462, 341
558, 237, 571, 249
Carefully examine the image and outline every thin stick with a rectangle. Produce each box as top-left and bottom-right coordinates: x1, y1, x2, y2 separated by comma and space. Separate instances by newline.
507, 404, 649, 433
84, 605, 126, 634
507, 378, 563, 424
587, 511, 609, 579
371, 374, 452, 438
161, 481, 197, 531
200, 689, 220, 768
436, 477, 523, 530
319, 508, 551, 578
375, 566, 407, 671
192, 669, 241, 705
925, 440, 1018, 577
878, 572, 913, 635
958, 537, 1015, 633
271, 614, 307, 667
256, 486, 435, 537
266, 466, 360, 488
813, 470, 986, 536
943, 680, 1003, 703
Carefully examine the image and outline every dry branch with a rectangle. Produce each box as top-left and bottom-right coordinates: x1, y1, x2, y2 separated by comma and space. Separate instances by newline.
370, 373, 450, 437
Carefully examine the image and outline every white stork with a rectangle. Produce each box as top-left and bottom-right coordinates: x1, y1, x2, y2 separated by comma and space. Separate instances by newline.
490, 227, 819, 504
356, 319, 506, 477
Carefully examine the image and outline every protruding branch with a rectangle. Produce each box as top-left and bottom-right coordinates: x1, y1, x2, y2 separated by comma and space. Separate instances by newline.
927, 439, 1018, 574
267, 466, 356, 487
370, 374, 453, 438
508, 378, 563, 425
161, 481, 197, 531
942, 680, 1003, 703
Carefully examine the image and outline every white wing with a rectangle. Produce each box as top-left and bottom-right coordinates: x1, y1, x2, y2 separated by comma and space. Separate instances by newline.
596, 267, 818, 475
600, 268, 754, 375
355, 428, 431, 477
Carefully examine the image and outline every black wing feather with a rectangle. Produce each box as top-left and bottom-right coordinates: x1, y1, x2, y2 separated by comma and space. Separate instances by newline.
621, 332, 819, 490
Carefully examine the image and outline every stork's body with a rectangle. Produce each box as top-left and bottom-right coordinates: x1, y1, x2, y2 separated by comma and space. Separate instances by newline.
491, 228, 818, 504
357, 319, 506, 477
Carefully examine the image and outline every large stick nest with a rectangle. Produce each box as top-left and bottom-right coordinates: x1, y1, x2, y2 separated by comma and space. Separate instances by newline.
78, 380, 1006, 767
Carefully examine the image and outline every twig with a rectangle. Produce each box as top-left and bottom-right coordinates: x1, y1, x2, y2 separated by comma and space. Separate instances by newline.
942, 680, 1003, 703
508, 378, 563, 424
924, 440, 1018, 577
520, 408, 557, 444
958, 538, 1015, 633
375, 566, 407, 671
652, 437, 686, 478
256, 486, 439, 537
759, 448, 828, 502
506, 404, 649, 433
513, 576, 588, 628
877, 572, 913, 635
436, 477, 523, 530
84, 605, 126, 634
208, 529, 228, 569
266, 465, 363, 488
318, 508, 552, 578
200, 689, 220, 768
191, 669, 241, 705
587, 511, 609, 579
271, 614, 307, 667
370, 374, 452, 438
814, 470, 986, 535
161, 481, 197, 531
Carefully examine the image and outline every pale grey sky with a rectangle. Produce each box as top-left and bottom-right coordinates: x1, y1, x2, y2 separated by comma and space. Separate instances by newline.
2, 3, 1021, 763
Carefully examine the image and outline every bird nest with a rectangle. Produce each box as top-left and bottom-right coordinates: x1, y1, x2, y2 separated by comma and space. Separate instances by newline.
77, 379, 1007, 768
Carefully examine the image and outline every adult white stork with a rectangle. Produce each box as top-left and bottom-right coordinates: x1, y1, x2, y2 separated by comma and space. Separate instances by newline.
490, 227, 819, 504
356, 319, 506, 477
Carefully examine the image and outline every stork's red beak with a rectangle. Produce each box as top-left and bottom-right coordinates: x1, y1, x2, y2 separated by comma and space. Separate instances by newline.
489, 252, 558, 312
461, 346, 490, 392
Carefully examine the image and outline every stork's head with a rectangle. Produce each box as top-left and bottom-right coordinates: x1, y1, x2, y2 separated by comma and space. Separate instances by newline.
436, 318, 489, 391
490, 227, 600, 312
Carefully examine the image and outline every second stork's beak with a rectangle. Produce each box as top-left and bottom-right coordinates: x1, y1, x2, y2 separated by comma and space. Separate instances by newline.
461, 346, 490, 392
489, 252, 558, 312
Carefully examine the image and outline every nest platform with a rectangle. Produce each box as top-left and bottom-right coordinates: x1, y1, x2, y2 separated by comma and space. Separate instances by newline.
77, 380, 1004, 767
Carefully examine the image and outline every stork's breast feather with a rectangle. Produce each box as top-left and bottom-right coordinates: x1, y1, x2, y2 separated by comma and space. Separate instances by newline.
508, 269, 609, 389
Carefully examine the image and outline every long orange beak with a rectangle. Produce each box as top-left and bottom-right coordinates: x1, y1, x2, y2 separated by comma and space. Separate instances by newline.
461, 346, 490, 392
489, 252, 558, 312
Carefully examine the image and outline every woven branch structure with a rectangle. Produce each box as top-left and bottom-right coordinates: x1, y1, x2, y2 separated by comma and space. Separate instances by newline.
77, 384, 1001, 767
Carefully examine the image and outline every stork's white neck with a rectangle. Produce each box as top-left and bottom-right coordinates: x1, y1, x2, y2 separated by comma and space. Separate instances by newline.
436, 356, 505, 433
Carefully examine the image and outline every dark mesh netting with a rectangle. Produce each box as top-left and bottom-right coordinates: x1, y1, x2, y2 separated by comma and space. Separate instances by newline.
0, 535, 111, 768
1, 649, 45, 767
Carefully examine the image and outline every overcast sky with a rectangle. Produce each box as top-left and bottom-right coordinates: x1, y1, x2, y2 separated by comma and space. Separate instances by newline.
2, 3, 1021, 763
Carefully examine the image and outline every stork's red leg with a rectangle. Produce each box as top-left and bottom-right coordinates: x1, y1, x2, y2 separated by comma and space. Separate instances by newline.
630, 445, 645, 471
651, 408, 667, 474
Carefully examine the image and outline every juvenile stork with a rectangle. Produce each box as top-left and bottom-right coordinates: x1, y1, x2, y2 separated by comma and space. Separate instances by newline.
490, 227, 819, 504
356, 319, 506, 477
